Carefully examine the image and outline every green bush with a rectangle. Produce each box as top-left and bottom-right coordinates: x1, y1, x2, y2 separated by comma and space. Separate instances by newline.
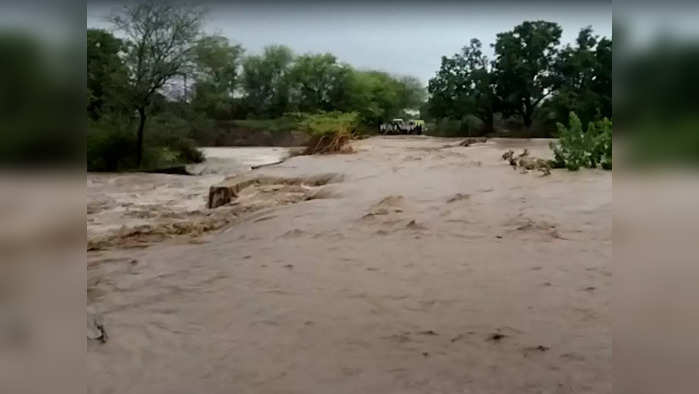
589, 117, 612, 170
549, 112, 612, 171
147, 113, 205, 164
298, 111, 360, 136
87, 121, 137, 171
87, 115, 204, 172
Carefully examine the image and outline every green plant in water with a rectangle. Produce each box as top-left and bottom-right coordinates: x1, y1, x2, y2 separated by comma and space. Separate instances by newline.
550, 112, 612, 171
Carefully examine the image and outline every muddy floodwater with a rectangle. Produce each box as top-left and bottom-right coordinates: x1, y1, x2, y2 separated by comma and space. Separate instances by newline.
87, 137, 611, 394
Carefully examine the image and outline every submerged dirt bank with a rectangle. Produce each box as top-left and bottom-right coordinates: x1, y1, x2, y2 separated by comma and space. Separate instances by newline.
88, 136, 611, 394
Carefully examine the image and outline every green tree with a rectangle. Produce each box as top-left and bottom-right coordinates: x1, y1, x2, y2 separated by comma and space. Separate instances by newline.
344, 70, 402, 126
191, 35, 244, 118
547, 27, 611, 126
427, 51, 471, 120
110, 0, 204, 166
241, 45, 294, 117
287, 53, 352, 112
427, 38, 499, 132
492, 21, 562, 128
352, 71, 426, 126
87, 29, 129, 120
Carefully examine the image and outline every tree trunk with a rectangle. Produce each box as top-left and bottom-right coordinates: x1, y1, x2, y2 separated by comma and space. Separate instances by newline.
483, 112, 494, 134
522, 111, 533, 129
136, 107, 146, 167
522, 99, 534, 129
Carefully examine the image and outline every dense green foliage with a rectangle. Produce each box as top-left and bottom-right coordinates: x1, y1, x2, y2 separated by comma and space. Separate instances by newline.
109, 0, 203, 166
549, 112, 612, 171
492, 21, 562, 129
87, 29, 129, 120
287, 54, 352, 113
239, 49, 425, 123
427, 21, 612, 137
546, 28, 612, 129
87, 110, 205, 172
427, 38, 498, 136
87, 26, 203, 171
190, 35, 244, 119
241, 45, 295, 117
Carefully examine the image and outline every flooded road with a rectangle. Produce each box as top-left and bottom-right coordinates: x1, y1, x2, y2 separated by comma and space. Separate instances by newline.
88, 137, 611, 394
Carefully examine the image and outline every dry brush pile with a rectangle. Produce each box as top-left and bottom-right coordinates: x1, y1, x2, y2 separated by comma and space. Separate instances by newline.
502, 149, 552, 175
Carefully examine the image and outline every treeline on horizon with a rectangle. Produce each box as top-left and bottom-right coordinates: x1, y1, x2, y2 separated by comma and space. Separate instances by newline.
87, 1, 611, 171
426, 21, 611, 138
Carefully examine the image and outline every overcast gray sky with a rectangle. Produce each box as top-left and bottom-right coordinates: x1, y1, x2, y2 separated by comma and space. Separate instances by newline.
87, 1, 611, 84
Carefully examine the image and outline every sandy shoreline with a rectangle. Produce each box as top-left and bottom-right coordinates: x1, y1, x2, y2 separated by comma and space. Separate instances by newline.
87, 136, 611, 394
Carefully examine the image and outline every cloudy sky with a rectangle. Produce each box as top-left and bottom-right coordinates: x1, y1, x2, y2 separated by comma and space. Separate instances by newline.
88, 1, 612, 84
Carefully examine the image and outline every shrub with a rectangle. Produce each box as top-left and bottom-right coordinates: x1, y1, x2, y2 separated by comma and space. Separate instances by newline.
550, 112, 612, 171
87, 114, 205, 172
299, 111, 359, 136
299, 112, 358, 154
87, 121, 138, 171
146, 113, 205, 164
588, 117, 612, 170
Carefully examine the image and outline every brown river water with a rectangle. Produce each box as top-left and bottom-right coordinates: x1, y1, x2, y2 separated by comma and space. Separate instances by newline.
87, 136, 611, 394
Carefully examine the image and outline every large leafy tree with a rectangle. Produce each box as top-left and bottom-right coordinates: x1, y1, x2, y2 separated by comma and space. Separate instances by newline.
547, 27, 612, 126
287, 53, 352, 112
87, 29, 128, 120
427, 52, 470, 120
110, 0, 204, 166
492, 21, 562, 128
241, 45, 294, 117
427, 38, 498, 132
344, 70, 403, 126
191, 35, 244, 118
